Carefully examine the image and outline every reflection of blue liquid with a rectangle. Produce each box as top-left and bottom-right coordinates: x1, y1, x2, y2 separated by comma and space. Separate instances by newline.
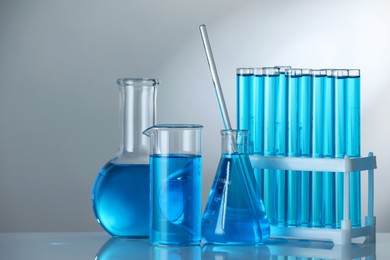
95, 237, 150, 260
92, 162, 149, 237
202, 154, 270, 244
151, 154, 201, 245
202, 244, 270, 259
153, 245, 201, 260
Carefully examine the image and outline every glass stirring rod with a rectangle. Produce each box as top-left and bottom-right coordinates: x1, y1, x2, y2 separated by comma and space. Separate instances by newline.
199, 24, 233, 131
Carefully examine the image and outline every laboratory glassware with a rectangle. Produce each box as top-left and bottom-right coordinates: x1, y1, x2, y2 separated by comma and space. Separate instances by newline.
92, 78, 158, 237
252, 68, 264, 199
334, 69, 348, 228
299, 69, 312, 227
346, 69, 361, 227
237, 68, 253, 133
275, 66, 290, 226
286, 68, 302, 226
263, 67, 280, 225
143, 124, 203, 246
202, 129, 270, 244
323, 69, 336, 227
311, 69, 326, 227
199, 25, 269, 244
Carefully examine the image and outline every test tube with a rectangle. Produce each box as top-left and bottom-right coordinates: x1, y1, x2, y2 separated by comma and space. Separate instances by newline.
334, 69, 348, 228
237, 68, 253, 133
274, 66, 290, 226
263, 67, 280, 225
286, 68, 302, 227
323, 69, 335, 227
252, 68, 264, 198
346, 69, 361, 227
311, 69, 326, 227
298, 69, 312, 227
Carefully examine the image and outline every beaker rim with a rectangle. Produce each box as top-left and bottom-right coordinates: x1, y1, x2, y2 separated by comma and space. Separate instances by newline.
143, 124, 203, 136
117, 78, 160, 87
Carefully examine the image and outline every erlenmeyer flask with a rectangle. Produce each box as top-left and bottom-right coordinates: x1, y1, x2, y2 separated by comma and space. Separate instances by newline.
92, 78, 158, 238
202, 130, 270, 244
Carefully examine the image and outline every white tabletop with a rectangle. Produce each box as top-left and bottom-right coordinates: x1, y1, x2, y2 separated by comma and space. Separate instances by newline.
0, 232, 389, 259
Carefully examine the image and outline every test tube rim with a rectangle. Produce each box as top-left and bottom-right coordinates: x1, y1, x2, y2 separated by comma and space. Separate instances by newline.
301, 69, 312, 75
286, 68, 303, 76
236, 68, 254, 75
332, 69, 349, 78
311, 69, 327, 77
348, 69, 360, 77
262, 67, 280, 76
274, 66, 292, 73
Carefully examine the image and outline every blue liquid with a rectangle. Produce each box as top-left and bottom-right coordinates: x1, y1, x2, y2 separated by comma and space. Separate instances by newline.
311, 74, 325, 227
263, 75, 278, 224
346, 75, 361, 227
237, 73, 252, 132
287, 75, 301, 226
252, 74, 264, 199
335, 75, 347, 228
150, 154, 201, 245
298, 74, 312, 227
202, 154, 270, 244
323, 75, 335, 227
92, 162, 149, 237
276, 73, 287, 226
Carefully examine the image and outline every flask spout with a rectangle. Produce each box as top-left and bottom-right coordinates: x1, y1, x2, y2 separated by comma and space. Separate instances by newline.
142, 126, 155, 138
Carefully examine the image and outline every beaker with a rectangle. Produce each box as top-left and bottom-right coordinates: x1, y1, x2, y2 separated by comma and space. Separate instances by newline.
143, 124, 203, 246
202, 129, 270, 245
92, 78, 158, 238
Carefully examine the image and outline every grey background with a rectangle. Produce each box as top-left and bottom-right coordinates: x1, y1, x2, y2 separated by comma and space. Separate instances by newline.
0, 0, 389, 232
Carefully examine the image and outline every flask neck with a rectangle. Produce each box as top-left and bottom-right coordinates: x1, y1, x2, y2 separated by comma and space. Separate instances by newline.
221, 130, 248, 155
117, 84, 157, 164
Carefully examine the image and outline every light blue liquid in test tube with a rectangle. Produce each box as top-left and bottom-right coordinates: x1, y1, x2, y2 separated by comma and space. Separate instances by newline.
252, 68, 264, 199
347, 69, 361, 227
274, 66, 290, 226
334, 69, 348, 228
323, 69, 335, 228
298, 69, 312, 227
237, 68, 253, 134
286, 68, 302, 226
311, 69, 326, 227
263, 67, 279, 225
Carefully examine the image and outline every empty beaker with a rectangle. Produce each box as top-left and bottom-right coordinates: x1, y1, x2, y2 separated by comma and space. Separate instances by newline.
92, 78, 158, 238
143, 124, 203, 246
202, 129, 270, 245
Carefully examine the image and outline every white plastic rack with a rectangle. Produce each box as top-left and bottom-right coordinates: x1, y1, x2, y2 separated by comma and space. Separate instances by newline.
250, 153, 377, 245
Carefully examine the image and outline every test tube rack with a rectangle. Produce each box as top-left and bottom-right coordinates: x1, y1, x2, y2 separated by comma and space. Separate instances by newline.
250, 152, 377, 245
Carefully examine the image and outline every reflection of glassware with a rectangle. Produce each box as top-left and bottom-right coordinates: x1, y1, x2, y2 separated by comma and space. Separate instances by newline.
266, 238, 375, 260
202, 130, 270, 245
95, 238, 150, 260
143, 124, 203, 246
152, 245, 201, 260
202, 244, 270, 260
92, 78, 159, 237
